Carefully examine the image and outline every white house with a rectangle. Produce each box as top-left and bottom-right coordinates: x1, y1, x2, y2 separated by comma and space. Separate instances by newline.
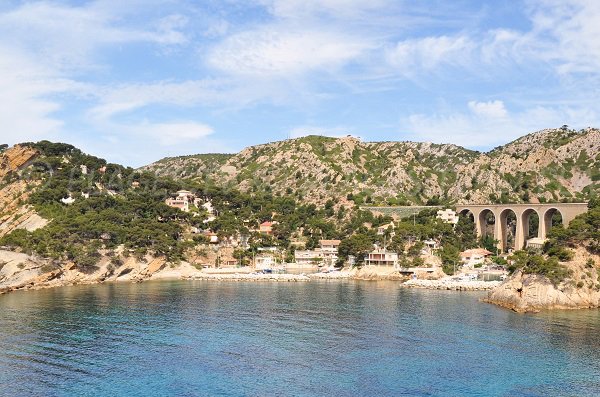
60, 196, 76, 205
437, 209, 459, 225
255, 254, 276, 270
526, 237, 546, 250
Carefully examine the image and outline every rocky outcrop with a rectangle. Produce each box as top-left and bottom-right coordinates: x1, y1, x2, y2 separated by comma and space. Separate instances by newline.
0, 145, 39, 178
0, 145, 46, 237
0, 205, 48, 237
0, 250, 192, 295
486, 249, 600, 312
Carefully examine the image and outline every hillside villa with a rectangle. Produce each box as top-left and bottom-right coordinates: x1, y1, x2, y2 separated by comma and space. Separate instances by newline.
165, 190, 195, 212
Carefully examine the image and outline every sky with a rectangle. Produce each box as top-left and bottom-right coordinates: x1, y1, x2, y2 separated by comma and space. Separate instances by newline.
2, 0, 600, 167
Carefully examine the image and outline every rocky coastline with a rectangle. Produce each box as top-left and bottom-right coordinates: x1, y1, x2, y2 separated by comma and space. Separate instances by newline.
404, 278, 501, 291
484, 249, 600, 313
0, 249, 503, 295
4, 248, 599, 315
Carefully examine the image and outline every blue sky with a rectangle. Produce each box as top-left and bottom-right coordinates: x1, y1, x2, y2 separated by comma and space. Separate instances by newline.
2, 0, 600, 166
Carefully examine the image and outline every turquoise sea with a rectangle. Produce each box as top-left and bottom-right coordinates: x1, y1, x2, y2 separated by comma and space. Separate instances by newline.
1, 280, 599, 396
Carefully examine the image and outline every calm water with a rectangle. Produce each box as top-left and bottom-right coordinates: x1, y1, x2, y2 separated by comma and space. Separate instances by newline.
1, 281, 599, 397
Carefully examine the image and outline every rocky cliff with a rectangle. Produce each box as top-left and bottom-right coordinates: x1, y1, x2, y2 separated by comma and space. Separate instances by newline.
0, 145, 47, 237
0, 145, 39, 178
486, 249, 600, 312
142, 127, 600, 206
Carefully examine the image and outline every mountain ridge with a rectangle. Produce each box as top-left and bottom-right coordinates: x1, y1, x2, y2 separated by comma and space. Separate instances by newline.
142, 127, 600, 206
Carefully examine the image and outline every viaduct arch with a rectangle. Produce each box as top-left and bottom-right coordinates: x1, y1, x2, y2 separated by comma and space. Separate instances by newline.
455, 203, 588, 252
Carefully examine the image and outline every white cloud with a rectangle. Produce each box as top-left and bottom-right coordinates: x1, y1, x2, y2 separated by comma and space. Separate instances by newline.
127, 121, 214, 146
0, 1, 194, 151
0, 45, 76, 144
529, 0, 600, 74
468, 100, 508, 119
207, 28, 373, 76
0, 2, 188, 71
260, 0, 390, 20
404, 101, 600, 148
386, 35, 474, 74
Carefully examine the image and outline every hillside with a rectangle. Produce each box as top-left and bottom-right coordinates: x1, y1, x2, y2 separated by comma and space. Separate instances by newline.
143, 127, 600, 206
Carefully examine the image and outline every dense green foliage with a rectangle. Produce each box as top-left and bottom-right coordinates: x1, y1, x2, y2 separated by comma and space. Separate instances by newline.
507, 251, 572, 286
546, 199, 600, 254
0, 141, 395, 269
1, 142, 192, 269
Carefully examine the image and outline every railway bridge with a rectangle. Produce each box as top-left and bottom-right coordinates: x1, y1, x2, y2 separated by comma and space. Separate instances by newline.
455, 203, 588, 252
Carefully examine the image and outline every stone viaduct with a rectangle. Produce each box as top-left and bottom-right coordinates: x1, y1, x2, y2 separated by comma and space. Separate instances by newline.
455, 203, 588, 252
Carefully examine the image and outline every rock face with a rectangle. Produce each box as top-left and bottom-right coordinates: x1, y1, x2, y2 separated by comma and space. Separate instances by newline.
0, 250, 191, 295
0, 145, 39, 178
142, 128, 600, 205
0, 145, 47, 237
486, 250, 600, 312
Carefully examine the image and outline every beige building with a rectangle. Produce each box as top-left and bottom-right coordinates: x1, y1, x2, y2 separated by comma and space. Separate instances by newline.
165, 190, 196, 212
460, 248, 492, 267
319, 239, 341, 265
295, 250, 323, 265
365, 250, 399, 267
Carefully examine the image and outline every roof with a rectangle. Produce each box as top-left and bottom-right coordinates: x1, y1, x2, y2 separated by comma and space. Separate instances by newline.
260, 221, 273, 227
460, 248, 493, 257
320, 239, 341, 245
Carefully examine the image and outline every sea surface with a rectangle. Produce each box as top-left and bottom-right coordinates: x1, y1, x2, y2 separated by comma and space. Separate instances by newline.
1, 280, 599, 397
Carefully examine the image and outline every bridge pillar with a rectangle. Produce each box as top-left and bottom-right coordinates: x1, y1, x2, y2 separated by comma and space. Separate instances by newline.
494, 209, 504, 252
539, 211, 548, 240
472, 209, 484, 237
514, 209, 527, 251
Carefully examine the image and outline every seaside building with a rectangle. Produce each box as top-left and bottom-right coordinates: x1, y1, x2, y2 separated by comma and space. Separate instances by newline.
319, 239, 341, 266
460, 248, 492, 267
365, 250, 399, 267
437, 209, 459, 225
294, 250, 324, 266
293, 240, 341, 266
255, 254, 276, 270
